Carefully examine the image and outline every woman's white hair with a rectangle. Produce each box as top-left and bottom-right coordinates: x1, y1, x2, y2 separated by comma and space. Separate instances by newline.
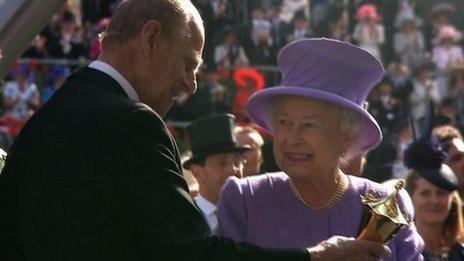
330, 105, 365, 165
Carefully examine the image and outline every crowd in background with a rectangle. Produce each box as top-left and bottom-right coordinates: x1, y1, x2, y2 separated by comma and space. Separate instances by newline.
2, 0, 464, 182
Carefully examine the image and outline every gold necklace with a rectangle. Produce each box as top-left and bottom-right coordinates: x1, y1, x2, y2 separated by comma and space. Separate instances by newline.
288, 174, 348, 210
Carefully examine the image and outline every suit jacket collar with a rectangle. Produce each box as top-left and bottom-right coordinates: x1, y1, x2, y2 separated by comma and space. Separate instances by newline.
88, 61, 139, 101
71, 67, 129, 99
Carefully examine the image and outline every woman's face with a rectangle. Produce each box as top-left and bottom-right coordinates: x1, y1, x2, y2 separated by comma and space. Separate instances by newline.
412, 177, 453, 225
272, 96, 347, 179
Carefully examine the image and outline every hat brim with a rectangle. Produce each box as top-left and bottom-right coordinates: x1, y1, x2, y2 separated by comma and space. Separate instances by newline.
182, 146, 251, 169
246, 86, 382, 151
431, 4, 456, 16
418, 166, 459, 192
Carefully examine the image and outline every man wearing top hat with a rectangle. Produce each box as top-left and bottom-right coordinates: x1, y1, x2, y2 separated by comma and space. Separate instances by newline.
183, 114, 250, 232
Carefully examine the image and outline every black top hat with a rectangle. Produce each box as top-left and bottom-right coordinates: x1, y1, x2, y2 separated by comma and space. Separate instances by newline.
183, 114, 251, 169
404, 102, 459, 191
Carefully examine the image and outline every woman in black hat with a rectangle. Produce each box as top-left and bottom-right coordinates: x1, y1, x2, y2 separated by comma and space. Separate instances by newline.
405, 154, 464, 260
404, 105, 464, 260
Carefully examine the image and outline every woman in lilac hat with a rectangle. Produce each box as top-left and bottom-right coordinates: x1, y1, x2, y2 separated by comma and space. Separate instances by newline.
216, 38, 424, 260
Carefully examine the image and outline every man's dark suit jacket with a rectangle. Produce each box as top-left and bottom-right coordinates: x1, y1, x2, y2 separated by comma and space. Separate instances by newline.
0, 67, 309, 260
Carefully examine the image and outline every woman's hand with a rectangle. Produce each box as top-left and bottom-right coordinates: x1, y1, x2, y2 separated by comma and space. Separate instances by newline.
307, 236, 391, 261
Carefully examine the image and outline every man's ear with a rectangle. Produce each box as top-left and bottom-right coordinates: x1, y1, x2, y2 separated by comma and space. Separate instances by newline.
189, 164, 202, 180
139, 20, 161, 54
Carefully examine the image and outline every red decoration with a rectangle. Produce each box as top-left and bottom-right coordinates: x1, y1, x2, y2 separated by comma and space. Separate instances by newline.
233, 68, 265, 90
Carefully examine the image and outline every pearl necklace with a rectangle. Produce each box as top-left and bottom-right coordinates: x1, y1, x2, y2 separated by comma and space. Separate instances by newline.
288, 174, 348, 210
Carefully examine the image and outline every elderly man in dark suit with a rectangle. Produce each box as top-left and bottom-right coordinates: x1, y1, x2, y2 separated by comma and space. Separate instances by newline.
0, 1, 391, 260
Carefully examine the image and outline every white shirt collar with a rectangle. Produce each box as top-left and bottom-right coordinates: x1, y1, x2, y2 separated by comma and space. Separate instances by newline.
195, 195, 218, 232
195, 195, 217, 216
88, 60, 139, 101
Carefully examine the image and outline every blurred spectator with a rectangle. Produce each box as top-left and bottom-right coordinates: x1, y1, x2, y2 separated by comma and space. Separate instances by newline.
353, 4, 385, 59
250, 7, 272, 47
232, 68, 265, 125
369, 78, 401, 134
1, 64, 40, 136
410, 62, 440, 124
386, 61, 413, 110
434, 125, 464, 198
214, 30, 249, 69
193, 0, 216, 67
449, 62, 464, 126
22, 33, 48, 58
268, 3, 287, 49
3, 65, 40, 119
286, 11, 311, 43
211, 0, 234, 32
41, 65, 70, 104
89, 17, 110, 60
179, 69, 214, 120
362, 140, 397, 183
438, 98, 462, 130
209, 0, 228, 18
326, 4, 350, 42
248, 30, 277, 66
390, 120, 412, 179
432, 25, 464, 100
48, 11, 87, 60
310, 0, 332, 36
280, 0, 309, 24
208, 69, 230, 115
81, 0, 115, 23
393, 10, 425, 70
234, 125, 264, 177
424, 2, 456, 51
380, 0, 401, 64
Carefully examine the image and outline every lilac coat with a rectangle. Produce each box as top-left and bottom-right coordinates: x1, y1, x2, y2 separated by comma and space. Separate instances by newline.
217, 172, 424, 260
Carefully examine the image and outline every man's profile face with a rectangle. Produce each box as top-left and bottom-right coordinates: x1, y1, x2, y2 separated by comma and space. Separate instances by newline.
446, 138, 464, 186
194, 152, 244, 204
139, 17, 204, 116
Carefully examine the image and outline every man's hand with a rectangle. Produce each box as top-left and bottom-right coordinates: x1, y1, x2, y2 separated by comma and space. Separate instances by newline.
307, 236, 391, 261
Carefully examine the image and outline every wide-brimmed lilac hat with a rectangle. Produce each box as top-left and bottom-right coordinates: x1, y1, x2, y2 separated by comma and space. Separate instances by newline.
247, 38, 384, 151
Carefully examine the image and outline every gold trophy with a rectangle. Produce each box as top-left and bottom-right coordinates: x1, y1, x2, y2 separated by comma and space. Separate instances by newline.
356, 180, 410, 243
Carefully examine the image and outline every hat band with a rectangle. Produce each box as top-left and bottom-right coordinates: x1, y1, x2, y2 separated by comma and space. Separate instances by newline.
192, 141, 240, 157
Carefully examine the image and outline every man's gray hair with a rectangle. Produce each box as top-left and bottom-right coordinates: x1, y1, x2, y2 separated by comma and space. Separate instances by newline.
100, 0, 201, 47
